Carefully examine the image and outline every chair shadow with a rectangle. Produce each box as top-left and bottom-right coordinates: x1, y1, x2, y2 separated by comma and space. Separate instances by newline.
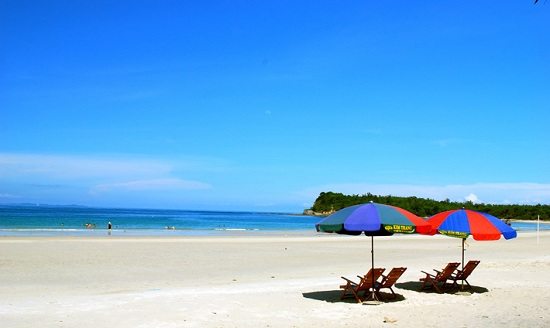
396, 281, 489, 294
302, 290, 406, 303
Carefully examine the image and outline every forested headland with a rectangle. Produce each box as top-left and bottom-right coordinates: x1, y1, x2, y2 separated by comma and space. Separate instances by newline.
306, 192, 549, 220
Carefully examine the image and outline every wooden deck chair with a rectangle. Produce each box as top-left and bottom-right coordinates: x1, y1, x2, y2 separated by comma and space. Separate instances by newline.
374, 267, 407, 300
340, 268, 385, 303
450, 260, 480, 291
419, 262, 460, 293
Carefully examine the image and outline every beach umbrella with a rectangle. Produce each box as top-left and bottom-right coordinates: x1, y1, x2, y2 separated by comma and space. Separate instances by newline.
316, 202, 433, 302
427, 209, 517, 272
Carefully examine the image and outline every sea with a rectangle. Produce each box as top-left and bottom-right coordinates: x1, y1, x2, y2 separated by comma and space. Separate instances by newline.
0, 205, 548, 237
0, 205, 321, 236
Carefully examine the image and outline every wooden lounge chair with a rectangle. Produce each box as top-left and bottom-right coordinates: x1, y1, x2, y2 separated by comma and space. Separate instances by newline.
374, 267, 407, 300
419, 262, 460, 293
450, 260, 480, 291
340, 268, 385, 303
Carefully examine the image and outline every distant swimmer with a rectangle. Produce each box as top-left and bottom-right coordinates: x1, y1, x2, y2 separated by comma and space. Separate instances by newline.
85, 223, 96, 229
108, 221, 112, 230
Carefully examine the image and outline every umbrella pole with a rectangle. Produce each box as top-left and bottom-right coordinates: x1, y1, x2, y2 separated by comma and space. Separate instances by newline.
461, 238, 465, 270
368, 235, 379, 302
461, 238, 465, 290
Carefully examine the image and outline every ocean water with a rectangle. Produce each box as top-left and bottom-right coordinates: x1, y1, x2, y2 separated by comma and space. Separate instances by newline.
0, 205, 320, 236
0, 205, 547, 237
509, 220, 550, 232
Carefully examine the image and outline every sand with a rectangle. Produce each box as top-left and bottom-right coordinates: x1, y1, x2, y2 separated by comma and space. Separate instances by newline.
1, 231, 549, 327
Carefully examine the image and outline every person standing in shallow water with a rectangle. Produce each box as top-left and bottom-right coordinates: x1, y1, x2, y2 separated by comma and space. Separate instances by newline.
108, 221, 112, 230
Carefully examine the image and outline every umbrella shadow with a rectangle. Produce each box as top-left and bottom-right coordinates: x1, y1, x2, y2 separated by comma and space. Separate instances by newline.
302, 290, 406, 304
302, 290, 348, 303
396, 281, 489, 295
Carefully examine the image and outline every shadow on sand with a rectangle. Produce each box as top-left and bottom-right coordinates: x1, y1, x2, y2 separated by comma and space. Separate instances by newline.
302, 290, 406, 304
303, 281, 489, 303
396, 281, 489, 294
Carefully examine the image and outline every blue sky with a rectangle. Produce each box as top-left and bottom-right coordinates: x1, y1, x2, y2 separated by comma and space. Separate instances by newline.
1, 1, 549, 212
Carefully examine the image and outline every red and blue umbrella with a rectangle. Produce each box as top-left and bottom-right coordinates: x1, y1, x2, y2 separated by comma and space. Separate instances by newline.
427, 209, 517, 272
428, 209, 517, 241
316, 202, 432, 302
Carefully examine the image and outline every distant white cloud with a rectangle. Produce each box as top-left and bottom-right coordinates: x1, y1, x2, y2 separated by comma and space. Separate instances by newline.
0, 153, 172, 180
298, 182, 550, 205
0, 153, 212, 197
0, 193, 19, 199
91, 178, 210, 193
465, 193, 480, 203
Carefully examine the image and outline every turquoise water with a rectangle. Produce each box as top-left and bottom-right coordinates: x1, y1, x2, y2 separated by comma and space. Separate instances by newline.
0, 205, 547, 237
510, 221, 550, 232
0, 205, 320, 236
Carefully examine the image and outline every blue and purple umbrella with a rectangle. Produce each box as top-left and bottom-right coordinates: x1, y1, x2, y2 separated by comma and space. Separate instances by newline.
316, 202, 432, 236
316, 202, 432, 302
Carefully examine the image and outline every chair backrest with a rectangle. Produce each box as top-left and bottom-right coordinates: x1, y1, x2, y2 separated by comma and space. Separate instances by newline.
380, 267, 407, 287
359, 268, 385, 289
436, 262, 460, 280
457, 260, 480, 279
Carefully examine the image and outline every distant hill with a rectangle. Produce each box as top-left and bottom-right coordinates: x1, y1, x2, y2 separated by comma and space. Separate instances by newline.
307, 192, 549, 220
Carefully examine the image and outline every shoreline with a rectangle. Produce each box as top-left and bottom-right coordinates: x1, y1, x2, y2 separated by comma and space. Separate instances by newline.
512, 218, 550, 223
1, 218, 548, 238
0, 230, 549, 244
0, 228, 323, 238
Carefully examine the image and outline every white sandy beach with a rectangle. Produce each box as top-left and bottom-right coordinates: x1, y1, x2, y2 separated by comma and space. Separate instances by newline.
1, 231, 549, 327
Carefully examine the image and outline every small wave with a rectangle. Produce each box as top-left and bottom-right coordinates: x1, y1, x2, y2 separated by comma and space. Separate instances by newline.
0, 228, 83, 232
215, 228, 246, 231
214, 228, 260, 231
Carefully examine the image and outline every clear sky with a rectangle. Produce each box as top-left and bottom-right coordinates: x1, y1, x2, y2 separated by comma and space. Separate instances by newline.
1, 1, 549, 212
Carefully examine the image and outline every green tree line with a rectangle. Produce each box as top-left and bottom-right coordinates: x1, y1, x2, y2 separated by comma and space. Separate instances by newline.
309, 192, 549, 220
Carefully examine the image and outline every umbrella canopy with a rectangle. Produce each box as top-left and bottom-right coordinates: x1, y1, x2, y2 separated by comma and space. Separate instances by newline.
427, 209, 517, 241
316, 202, 433, 236
427, 209, 517, 281
316, 202, 432, 302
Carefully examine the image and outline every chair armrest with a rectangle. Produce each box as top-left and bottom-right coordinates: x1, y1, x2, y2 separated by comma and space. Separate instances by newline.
421, 271, 435, 278
341, 277, 357, 285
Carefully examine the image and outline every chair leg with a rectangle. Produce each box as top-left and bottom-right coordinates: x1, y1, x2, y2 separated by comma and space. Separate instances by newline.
432, 281, 442, 293
389, 287, 396, 299
340, 283, 353, 300
451, 280, 459, 290
374, 291, 383, 301
420, 276, 430, 290
352, 290, 362, 303
453, 279, 472, 291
